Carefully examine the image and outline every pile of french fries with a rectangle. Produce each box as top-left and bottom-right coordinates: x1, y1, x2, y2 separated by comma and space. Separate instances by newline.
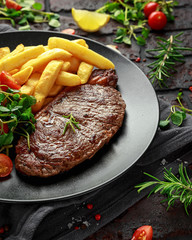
0, 37, 115, 113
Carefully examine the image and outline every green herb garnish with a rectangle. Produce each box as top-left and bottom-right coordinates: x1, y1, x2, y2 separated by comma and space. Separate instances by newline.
96, 0, 177, 46
0, 86, 36, 154
147, 32, 192, 87
135, 163, 192, 215
0, 0, 60, 30
159, 91, 192, 128
62, 113, 80, 135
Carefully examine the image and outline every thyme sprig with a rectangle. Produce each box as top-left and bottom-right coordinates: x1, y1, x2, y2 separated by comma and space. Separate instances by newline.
62, 113, 80, 135
135, 163, 192, 215
147, 32, 192, 87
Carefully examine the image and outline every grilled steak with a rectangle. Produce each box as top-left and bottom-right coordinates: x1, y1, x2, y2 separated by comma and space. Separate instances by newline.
88, 69, 118, 88
15, 84, 126, 177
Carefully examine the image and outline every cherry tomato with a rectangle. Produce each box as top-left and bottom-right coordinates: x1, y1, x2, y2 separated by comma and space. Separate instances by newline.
0, 154, 13, 178
0, 71, 21, 91
131, 225, 153, 240
144, 2, 159, 18
61, 28, 76, 35
148, 11, 167, 30
6, 0, 22, 10
0, 123, 9, 134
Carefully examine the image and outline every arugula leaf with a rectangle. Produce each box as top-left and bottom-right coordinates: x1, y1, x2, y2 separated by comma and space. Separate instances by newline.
0, 0, 60, 30
0, 87, 36, 153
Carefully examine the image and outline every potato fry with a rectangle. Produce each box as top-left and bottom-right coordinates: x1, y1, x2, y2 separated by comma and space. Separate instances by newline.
77, 62, 94, 84
61, 61, 71, 72
43, 45, 50, 51
0, 45, 45, 72
21, 48, 71, 72
0, 47, 10, 60
48, 37, 115, 69
65, 56, 81, 73
48, 84, 63, 97
56, 71, 81, 86
13, 66, 33, 85
32, 60, 63, 112
20, 72, 41, 95
0, 44, 24, 63
72, 39, 89, 48
8, 69, 19, 75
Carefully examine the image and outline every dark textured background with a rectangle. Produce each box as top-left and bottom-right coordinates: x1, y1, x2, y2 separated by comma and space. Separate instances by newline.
0, 0, 192, 239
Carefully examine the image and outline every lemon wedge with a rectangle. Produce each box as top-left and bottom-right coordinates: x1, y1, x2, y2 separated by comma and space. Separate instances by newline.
72, 8, 110, 32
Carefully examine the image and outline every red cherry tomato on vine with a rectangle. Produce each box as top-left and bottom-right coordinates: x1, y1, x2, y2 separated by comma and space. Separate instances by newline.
144, 2, 159, 18
131, 225, 153, 240
6, 0, 22, 10
148, 11, 167, 30
0, 154, 13, 178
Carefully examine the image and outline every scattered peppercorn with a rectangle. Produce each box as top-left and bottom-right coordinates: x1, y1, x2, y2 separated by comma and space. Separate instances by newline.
95, 214, 101, 221
0, 227, 4, 234
61, 28, 76, 35
135, 57, 141, 62
86, 203, 93, 210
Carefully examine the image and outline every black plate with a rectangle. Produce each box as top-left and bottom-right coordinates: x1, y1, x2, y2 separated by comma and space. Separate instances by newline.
0, 31, 159, 203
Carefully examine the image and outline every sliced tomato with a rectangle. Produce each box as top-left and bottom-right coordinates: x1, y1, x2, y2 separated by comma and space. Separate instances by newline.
61, 28, 76, 35
6, 0, 22, 10
0, 123, 9, 134
0, 154, 13, 178
131, 225, 153, 240
0, 71, 21, 91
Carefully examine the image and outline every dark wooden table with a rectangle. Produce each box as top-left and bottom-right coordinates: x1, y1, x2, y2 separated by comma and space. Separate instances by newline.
1, 0, 192, 239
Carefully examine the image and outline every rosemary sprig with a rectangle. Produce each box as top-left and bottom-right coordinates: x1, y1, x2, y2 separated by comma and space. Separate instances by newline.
62, 113, 80, 135
147, 32, 192, 87
135, 163, 192, 215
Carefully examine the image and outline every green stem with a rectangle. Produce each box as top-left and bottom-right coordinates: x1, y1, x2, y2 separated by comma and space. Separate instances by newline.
96, 5, 108, 13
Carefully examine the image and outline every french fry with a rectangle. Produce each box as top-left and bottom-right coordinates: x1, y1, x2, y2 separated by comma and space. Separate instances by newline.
0, 47, 10, 60
8, 69, 19, 75
48, 37, 115, 69
61, 61, 71, 72
77, 62, 94, 84
21, 48, 72, 72
56, 71, 81, 86
13, 66, 33, 85
32, 60, 63, 112
0, 45, 45, 73
48, 84, 63, 97
0, 44, 24, 63
65, 56, 81, 73
43, 45, 50, 51
20, 72, 41, 95
72, 39, 89, 48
